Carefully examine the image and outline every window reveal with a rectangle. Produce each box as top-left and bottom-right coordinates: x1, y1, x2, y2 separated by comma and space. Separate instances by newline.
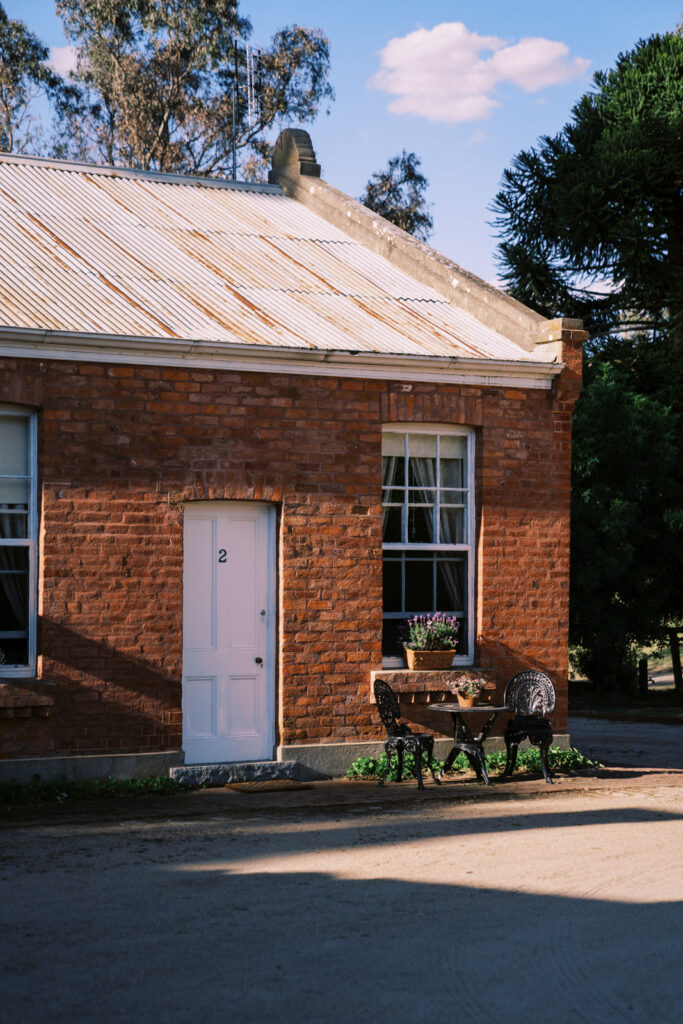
382, 428, 474, 660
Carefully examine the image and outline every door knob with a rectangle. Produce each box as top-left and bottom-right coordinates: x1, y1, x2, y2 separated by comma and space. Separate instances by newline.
255, 657, 263, 665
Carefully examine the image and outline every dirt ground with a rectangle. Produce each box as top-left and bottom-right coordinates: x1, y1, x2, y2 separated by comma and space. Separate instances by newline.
569, 714, 683, 769
2, 724, 683, 1024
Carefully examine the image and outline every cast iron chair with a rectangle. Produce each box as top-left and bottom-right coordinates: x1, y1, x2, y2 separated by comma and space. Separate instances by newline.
503, 670, 556, 784
373, 679, 441, 791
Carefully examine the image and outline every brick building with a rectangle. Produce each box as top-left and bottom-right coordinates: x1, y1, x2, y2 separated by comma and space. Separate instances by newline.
0, 130, 585, 781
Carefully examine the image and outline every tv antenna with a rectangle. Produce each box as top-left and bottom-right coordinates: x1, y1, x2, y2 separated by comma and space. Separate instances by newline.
231, 38, 263, 180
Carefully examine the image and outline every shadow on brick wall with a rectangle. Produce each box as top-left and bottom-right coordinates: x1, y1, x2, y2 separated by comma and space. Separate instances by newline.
26, 616, 182, 758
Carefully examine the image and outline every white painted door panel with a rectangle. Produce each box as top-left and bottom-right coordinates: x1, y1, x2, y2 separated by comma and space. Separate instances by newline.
182, 502, 274, 764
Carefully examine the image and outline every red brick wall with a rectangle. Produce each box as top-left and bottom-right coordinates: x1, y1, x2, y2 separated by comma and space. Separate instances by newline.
0, 350, 579, 759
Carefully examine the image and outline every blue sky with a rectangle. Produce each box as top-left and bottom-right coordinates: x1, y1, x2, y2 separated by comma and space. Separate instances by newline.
4, 1, 681, 282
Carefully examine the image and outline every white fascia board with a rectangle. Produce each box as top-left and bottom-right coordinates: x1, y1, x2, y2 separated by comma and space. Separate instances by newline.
0, 328, 563, 389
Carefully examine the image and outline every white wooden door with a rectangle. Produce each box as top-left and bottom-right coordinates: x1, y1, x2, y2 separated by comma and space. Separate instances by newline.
182, 502, 275, 764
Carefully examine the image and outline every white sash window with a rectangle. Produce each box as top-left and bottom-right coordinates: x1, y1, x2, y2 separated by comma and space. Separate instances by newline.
0, 407, 37, 676
382, 426, 474, 664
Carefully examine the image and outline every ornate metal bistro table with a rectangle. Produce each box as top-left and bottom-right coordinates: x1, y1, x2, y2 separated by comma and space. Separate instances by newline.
431, 704, 511, 786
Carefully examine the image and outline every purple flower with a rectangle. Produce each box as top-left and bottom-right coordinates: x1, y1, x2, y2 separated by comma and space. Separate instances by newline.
402, 612, 460, 651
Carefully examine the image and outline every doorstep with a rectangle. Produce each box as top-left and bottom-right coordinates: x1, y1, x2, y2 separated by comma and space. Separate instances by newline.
169, 760, 303, 787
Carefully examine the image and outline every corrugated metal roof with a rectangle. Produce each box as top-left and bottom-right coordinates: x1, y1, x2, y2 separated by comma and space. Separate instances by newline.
0, 156, 537, 363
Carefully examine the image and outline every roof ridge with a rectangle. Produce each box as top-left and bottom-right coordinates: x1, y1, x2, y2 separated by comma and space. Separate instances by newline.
0, 151, 282, 194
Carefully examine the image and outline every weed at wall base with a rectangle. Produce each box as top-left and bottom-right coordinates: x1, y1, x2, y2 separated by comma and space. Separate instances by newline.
346, 747, 601, 781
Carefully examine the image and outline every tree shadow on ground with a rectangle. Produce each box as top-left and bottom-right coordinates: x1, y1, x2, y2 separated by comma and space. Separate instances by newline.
4, 855, 681, 1024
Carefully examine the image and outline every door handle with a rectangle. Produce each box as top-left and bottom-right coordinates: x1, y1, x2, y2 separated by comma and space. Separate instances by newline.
255, 657, 263, 665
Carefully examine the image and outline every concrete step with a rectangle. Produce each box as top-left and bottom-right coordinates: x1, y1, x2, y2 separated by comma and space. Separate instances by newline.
169, 760, 302, 787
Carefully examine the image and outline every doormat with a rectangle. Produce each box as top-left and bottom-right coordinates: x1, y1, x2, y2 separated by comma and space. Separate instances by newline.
225, 781, 314, 792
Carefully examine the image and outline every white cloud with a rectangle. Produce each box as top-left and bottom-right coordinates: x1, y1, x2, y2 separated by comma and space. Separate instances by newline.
466, 129, 490, 146
370, 22, 590, 124
488, 37, 589, 91
49, 46, 78, 78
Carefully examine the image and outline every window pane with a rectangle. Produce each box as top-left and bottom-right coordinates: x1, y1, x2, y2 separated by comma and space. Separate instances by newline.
382, 558, 402, 612
408, 457, 436, 488
408, 504, 435, 543
440, 489, 466, 503
436, 555, 466, 611
408, 434, 436, 488
408, 485, 436, 500
0, 508, 28, 540
439, 507, 465, 544
0, 479, 28, 507
382, 432, 404, 457
440, 435, 466, 459
382, 618, 405, 658
382, 456, 404, 489
455, 618, 468, 658
0, 546, 29, 652
408, 433, 437, 459
0, 635, 28, 666
441, 434, 466, 489
405, 556, 434, 611
382, 507, 403, 544
0, 416, 29, 476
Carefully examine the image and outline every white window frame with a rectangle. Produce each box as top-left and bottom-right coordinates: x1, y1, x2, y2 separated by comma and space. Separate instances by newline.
382, 423, 475, 667
0, 406, 38, 678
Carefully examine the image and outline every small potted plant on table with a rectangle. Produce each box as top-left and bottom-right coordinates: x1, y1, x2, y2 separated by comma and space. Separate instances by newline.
403, 613, 460, 670
450, 673, 487, 707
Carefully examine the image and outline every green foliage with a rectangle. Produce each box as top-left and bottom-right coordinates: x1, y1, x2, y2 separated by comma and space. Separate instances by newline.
493, 32, 683, 341
52, 0, 333, 175
0, 773, 190, 813
346, 746, 601, 781
493, 32, 683, 689
570, 340, 683, 687
0, 3, 71, 153
360, 150, 433, 242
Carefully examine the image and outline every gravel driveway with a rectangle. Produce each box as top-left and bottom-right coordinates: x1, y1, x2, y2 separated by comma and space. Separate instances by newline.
569, 715, 683, 770
2, 773, 682, 1024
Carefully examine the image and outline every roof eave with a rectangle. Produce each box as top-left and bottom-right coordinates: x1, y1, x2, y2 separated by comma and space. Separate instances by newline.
0, 327, 563, 389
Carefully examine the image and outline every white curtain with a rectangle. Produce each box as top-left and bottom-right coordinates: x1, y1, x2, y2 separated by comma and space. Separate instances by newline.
382, 456, 397, 534
409, 456, 436, 543
410, 456, 462, 610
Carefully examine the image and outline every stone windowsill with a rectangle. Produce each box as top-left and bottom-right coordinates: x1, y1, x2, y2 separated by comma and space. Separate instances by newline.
370, 667, 497, 702
0, 680, 55, 718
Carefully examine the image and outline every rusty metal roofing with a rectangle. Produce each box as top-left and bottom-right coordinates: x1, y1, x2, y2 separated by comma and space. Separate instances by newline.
0, 155, 537, 363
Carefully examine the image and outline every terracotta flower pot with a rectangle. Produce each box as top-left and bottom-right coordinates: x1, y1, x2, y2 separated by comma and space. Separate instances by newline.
405, 648, 455, 670
456, 693, 478, 708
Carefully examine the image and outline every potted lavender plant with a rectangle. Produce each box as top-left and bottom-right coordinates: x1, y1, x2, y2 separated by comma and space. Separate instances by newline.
402, 613, 460, 669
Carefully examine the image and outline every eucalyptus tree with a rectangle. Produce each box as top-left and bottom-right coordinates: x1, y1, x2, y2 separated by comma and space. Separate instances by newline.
54, 0, 334, 176
0, 3, 69, 153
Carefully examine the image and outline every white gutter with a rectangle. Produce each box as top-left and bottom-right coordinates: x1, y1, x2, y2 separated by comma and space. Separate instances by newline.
0, 327, 564, 389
